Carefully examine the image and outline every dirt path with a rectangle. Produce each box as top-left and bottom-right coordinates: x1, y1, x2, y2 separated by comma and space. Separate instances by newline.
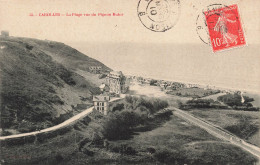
172, 107, 260, 159
0, 97, 122, 140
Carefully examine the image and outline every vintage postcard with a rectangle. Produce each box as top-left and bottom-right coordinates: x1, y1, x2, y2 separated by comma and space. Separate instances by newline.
0, 0, 259, 164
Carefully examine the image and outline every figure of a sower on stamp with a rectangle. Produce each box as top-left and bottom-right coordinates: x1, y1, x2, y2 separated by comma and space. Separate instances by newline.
214, 11, 238, 47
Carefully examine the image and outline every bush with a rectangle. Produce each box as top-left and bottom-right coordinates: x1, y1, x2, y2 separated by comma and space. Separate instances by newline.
179, 99, 227, 110
102, 96, 169, 140
1, 130, 12, 136
55, 154, 64, 163
153, 150, 173, 163
177, 100, 183, 109
91, 132, 103, 146
78, 138, 91, 151
154, 110, 173, 120
55, 66, 76, 86
25, 44, 33, 50
218, 93, 254, 106
101, 110, 141, 140
110, 146, 120, 153
125, 146, 137, 155
147, 147, 156, 154
56, 126, 72, 135
150, 79, 157, 86
124, 96, 168, 114
53, 112, 73, 125
98, 74, 106, 79
82, 148, 94, 156
3, 135, 36, 146
81, 116, 91, 125
224, 117, 259, 139
109, 144, 137, 155
112, 103, 124, 112
153, 150, 186, 164
218, 93, 258, 111
17, 121, 37, 133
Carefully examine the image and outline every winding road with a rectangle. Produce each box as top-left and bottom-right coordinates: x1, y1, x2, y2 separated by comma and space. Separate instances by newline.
172, 107, 260, 159
0, 97, 122, 141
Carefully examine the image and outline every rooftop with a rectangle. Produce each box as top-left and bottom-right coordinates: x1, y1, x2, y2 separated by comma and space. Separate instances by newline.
109, 71, 123, 76
93, 95, 110, 102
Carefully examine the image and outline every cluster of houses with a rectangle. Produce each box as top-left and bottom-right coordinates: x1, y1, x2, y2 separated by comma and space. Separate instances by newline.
89, 66, 102, 74
132, 76, 188, 91
130, 75, 225, 92
91, 69, 128, 115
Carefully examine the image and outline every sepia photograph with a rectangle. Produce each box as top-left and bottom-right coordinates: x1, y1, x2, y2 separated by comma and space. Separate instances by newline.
0, 0, 260, 164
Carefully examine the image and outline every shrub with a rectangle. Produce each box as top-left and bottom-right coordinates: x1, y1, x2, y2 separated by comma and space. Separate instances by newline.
81, 116, 91, 125
147, 147, 156, 154
177, 100, 183, 109
179, 99, 227, 110
53, 112, 73, 125
25, 44, 33, 50
110, 145, 120, 153
112, 103, 124, 112
109, 144, 137, 155
18, 121, 37, 133
124, 96, 168, 114
1, 130, 12, 136
218, 93, 258, 111
55, 66, 76, 86
101, 110, 144, 140
78, 138, 91, 151
98, 74, 106, 79
153, 150, 172, 163
218, 93, 254, 106
225, 117, 259, 139
154, 110, 173, 120
91, 132, 103, 146
3, 135, 36, 146
55, 154, 63, 163
82, 148, 94, 156
56, 126, 72, 135
150, 79, 157, 86
125, 146, 137, 155
102, 96, 169, 140
153, 150, 186, 164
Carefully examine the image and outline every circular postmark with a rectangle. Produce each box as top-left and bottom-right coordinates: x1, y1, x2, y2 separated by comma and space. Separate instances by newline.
196, 4, 240, 45
137, 0, 181, 32
196, 4, 224, 44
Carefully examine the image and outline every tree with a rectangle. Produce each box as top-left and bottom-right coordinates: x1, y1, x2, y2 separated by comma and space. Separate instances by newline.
150, 79, 158, 86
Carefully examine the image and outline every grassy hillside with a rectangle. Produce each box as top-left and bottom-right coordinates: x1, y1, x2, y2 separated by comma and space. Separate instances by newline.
0, 36, 109, 133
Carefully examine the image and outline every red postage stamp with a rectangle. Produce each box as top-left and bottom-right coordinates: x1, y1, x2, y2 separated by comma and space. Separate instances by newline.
204, 4, 246, 52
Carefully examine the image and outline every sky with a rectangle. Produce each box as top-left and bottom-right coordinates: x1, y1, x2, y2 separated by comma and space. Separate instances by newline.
1, 0, 260, 44
0, 0, 260, 92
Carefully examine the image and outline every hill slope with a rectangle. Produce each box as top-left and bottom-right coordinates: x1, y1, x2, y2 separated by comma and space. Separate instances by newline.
0, 36, 110, 133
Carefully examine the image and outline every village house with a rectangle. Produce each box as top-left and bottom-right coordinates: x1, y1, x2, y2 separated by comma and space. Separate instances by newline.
93, 95, 110, 115
1, 31, 9, 37
89, 66, 102, 74
159, 82, 168, 90
143, 78, 152, 84
106, 71, 127, 94
165, 86, 173, 91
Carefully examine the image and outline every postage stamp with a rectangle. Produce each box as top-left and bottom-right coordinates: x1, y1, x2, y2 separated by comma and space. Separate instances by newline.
137, 0, 180, 32
204, 4, 246, 52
